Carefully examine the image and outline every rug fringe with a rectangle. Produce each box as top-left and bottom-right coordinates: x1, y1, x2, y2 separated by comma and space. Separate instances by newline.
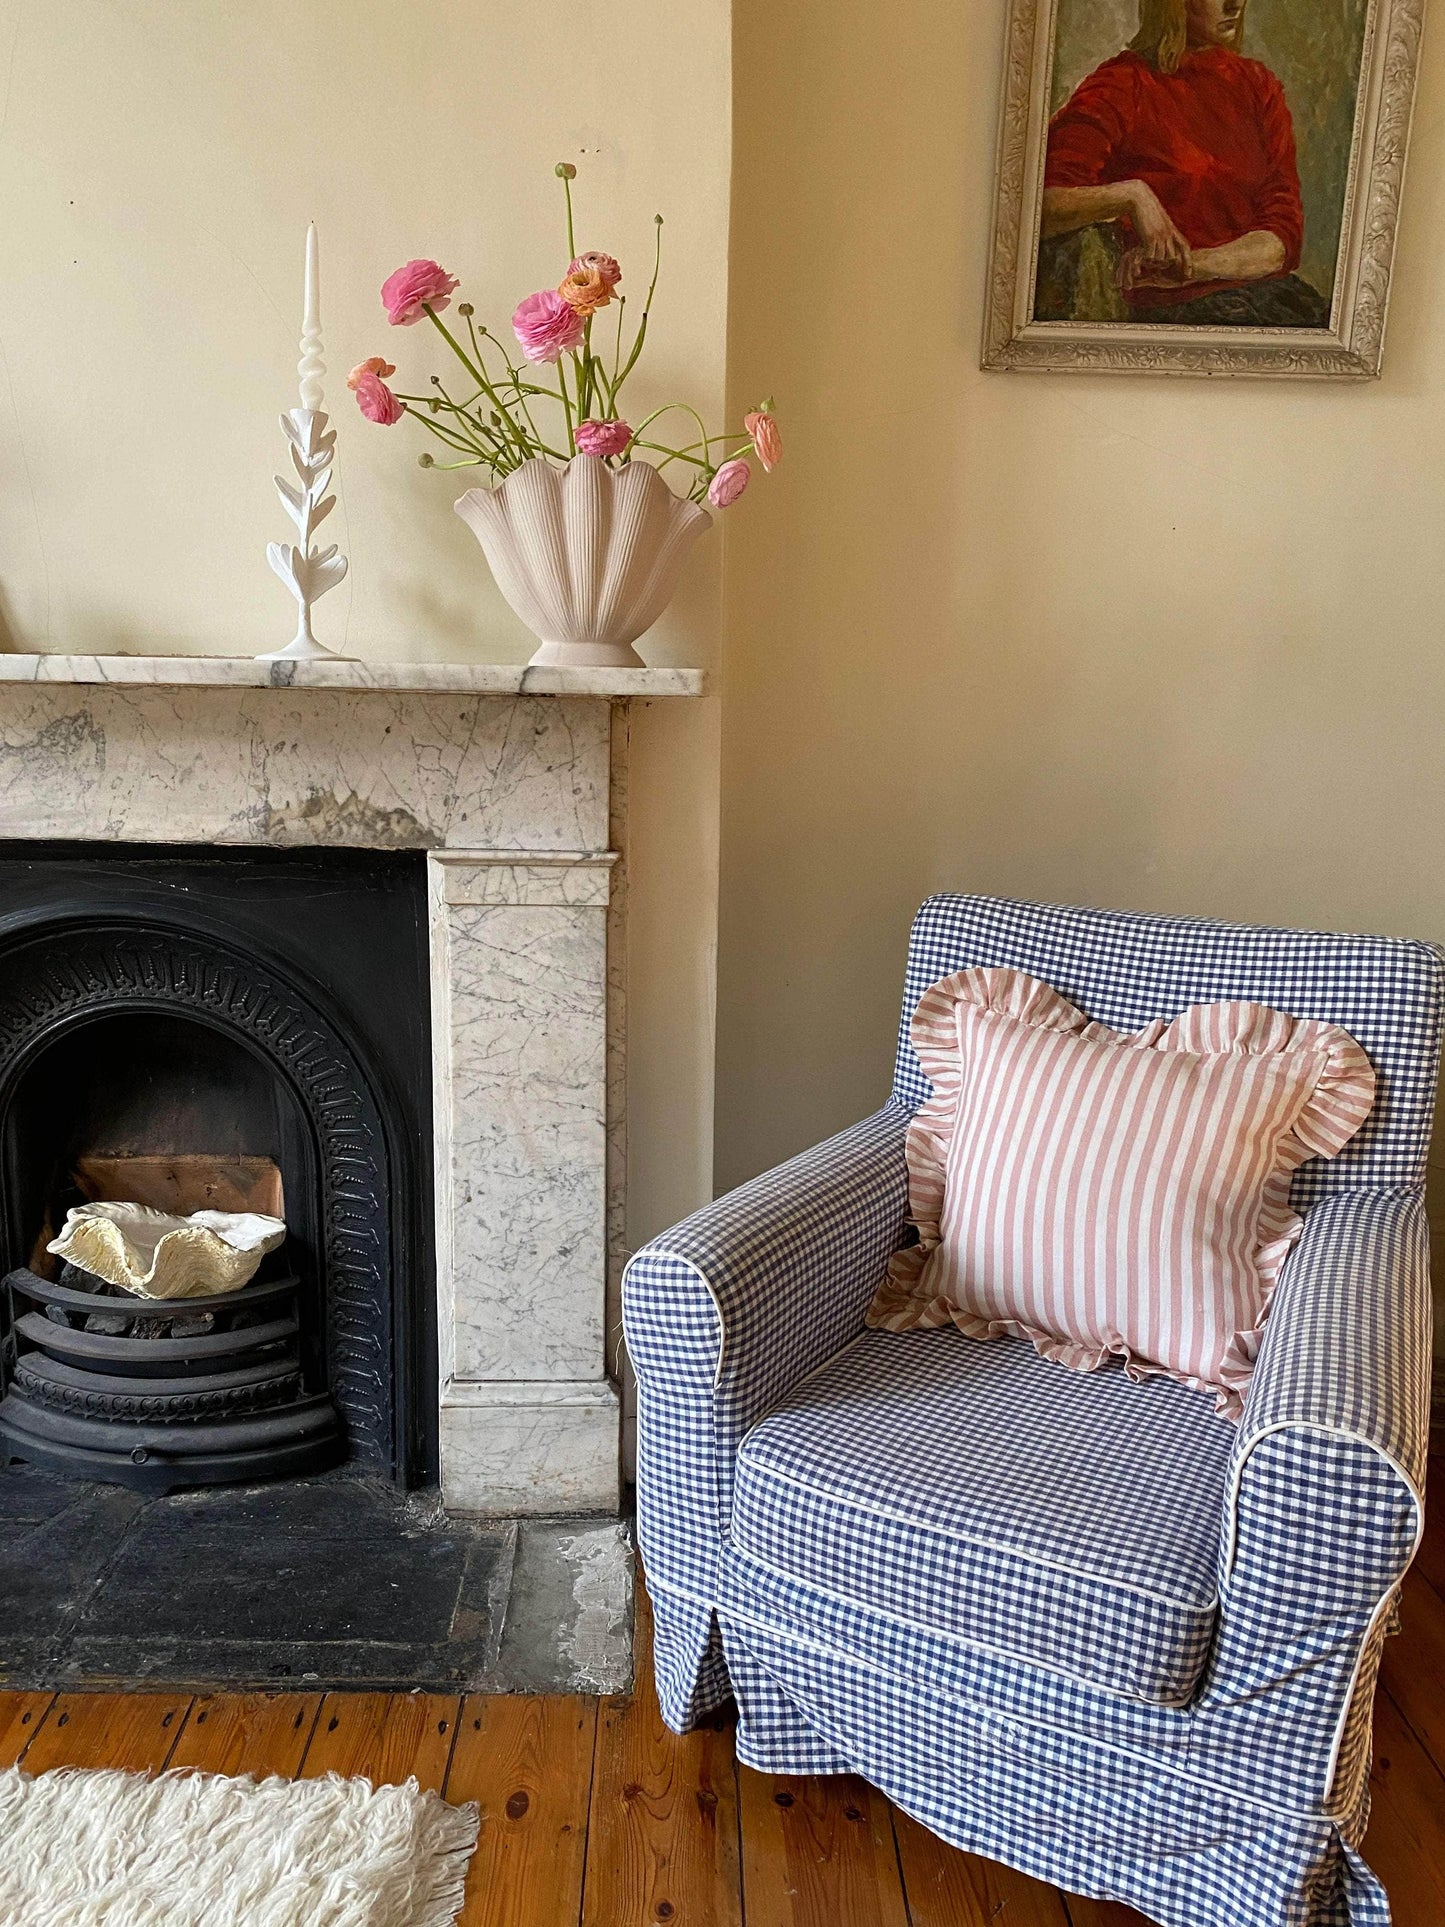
411, 1789, 482, 1927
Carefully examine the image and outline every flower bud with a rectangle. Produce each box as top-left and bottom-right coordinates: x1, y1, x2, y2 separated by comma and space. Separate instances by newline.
555, 162, 577, 179
418, 452, 435, 468
458, 302, 474, 317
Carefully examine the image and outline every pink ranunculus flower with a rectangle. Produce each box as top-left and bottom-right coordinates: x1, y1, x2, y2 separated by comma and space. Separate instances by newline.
569, 251, 622, 289
744, 408, 782, 472
347, 356, 396, 391
707, 458, 751, 508
381, 259, 460, 326
512, 289, 587, 363
574, 418, 633, 459
353, 370, 404, 425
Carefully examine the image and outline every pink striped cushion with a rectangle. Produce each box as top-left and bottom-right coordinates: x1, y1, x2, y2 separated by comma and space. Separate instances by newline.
866, 968, 1375, 1417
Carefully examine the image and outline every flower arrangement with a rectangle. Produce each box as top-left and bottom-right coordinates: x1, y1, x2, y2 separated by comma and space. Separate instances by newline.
350, 163, 779, 511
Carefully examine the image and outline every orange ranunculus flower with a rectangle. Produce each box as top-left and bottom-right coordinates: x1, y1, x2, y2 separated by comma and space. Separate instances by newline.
558, 264, 615, 317
745, 407, 782, 472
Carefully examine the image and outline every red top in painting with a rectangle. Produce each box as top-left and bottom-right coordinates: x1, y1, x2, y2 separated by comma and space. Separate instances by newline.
1043, 46, 1303, 305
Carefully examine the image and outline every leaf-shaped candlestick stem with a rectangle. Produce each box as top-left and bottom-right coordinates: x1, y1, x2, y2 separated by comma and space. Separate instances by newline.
258, 223, 356, 663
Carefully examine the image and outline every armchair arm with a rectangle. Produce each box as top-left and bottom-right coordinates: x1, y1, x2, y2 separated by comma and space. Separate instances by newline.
1234, 1186, 1432, 1495
624, 1104, 910, 1590
1203, 1189, 1430, 1817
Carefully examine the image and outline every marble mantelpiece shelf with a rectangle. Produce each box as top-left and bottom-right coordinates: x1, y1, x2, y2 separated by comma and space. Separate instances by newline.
0, 654, 704, 698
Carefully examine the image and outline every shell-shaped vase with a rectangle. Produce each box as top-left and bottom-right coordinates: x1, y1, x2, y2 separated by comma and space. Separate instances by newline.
454, 455, 711, 669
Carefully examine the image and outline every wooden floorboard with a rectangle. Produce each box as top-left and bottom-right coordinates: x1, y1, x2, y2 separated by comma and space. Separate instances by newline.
581, 1589, 743, 1927
892, 1803, 1074, 1926
446, 1695, 596, 1927
0, 1691, 53, 1768
737, 1765, 908, 1927
298, 1691, 460, 1790
1381, 1562, 1445, 1768
1360, 1688, 1445, 1924
168, 1692, 322, 1777
1410, 1466, 1445, 1600
20, 1692, 191, 1774
0, 1485, 1441, 1924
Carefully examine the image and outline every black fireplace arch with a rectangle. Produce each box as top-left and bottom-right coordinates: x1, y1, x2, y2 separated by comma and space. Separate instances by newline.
0, 914, 417, 1475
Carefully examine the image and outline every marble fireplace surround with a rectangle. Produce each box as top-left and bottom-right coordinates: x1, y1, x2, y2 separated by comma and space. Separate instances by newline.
0, 653, 704, 1516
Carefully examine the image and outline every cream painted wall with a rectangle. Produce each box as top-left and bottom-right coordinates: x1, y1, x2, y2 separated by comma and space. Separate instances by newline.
0, 3, 729, 1272
717, 0, 1445, 1256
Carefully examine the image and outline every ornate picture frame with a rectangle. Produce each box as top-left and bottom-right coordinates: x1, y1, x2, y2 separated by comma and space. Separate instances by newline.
981, 0, 1424, 378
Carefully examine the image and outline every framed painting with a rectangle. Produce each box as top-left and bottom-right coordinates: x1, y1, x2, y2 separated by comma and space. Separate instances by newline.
981, 0, 1424, 377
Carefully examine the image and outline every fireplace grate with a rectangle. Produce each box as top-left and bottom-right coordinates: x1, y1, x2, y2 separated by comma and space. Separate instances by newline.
0, 1267, 342, 1494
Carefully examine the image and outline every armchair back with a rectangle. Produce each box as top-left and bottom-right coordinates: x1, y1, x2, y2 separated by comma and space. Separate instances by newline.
894, 895, 1445, 1207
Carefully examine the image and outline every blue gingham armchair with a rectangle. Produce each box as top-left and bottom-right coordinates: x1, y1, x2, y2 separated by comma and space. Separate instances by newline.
623, 895, 1444, 1927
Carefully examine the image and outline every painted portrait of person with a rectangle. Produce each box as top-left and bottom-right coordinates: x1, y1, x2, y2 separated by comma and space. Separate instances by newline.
1033, 0, 1367, 328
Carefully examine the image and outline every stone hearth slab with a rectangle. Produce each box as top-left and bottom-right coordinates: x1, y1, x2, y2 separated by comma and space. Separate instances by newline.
0, 1469, 633, 1694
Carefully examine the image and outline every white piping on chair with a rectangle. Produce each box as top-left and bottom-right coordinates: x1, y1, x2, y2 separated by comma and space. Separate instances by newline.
1222, 1421, 1423, 1580
733, 1448, 1220, 1612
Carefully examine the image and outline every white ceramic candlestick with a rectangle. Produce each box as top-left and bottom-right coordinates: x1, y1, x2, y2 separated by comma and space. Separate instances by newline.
260, 223, 355, 663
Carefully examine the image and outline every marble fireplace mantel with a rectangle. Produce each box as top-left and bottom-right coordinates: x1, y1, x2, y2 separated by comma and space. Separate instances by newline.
0, 653, 703, 699
0, 654, 703, 1515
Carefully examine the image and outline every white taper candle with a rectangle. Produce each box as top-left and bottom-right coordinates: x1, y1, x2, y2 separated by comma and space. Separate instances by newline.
298, 221, 325, 412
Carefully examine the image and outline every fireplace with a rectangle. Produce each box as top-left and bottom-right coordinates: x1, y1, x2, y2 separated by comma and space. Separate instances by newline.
0, 657, 703, 1518
0, 844, 435, 1491
0, 661, 688, 1689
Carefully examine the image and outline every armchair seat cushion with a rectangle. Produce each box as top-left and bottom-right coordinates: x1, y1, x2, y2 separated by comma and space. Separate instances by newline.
731, 1326, 1237, 1706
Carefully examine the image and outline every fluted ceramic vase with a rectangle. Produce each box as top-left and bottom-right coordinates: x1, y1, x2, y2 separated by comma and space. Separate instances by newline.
454, 454, 712, 669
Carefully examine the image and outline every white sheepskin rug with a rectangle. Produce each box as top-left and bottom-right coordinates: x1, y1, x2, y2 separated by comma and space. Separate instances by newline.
0, 1765, 480, 1926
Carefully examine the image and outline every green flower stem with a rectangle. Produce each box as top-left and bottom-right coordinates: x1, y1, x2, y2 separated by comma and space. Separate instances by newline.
445, 412, 515, 463
396, 393, 492, 451
424, 305, 530, 460
403, 405, 495, 461
656, 434, 750, 458
471, 319, 552, 450
562, 171, 577, 259
630, 401, 713, 465
631, 439, 708, 471
478, 325, 560, 399
557, 351, 575, 446
614, 220, 662, 394
590, 343, 617, 416
570, 349, 590, 428
428, 379, 512, 462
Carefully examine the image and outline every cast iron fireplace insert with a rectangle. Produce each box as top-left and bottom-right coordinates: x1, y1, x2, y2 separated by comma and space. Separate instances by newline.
0, 843, 435, 1491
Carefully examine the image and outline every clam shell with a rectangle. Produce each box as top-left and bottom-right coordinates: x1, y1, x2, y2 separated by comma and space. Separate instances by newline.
47, 1202, 287, 1300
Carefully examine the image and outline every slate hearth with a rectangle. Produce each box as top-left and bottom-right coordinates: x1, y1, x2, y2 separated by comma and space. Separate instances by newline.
0, 1466, 633, 1695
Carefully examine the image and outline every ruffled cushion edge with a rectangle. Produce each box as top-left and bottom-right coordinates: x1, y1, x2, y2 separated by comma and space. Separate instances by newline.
865, 967, 1377, 1419
866, 1281, 1254, 1418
